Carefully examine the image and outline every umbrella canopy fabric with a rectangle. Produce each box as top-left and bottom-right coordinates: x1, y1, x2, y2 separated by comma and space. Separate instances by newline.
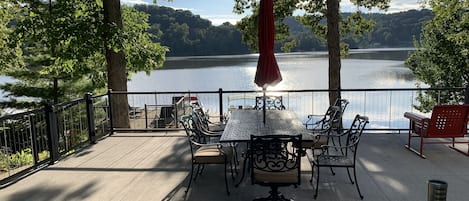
254, 0, 282, 88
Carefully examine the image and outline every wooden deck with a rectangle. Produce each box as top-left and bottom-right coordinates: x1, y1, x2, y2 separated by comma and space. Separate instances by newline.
1, 132, 469, 201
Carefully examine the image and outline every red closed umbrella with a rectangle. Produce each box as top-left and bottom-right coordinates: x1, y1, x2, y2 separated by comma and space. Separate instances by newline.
254, 0, 282, 124
255, 0, 282, 88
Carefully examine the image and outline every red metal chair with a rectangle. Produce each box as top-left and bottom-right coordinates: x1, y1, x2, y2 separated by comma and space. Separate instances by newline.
404, 104, 469, 158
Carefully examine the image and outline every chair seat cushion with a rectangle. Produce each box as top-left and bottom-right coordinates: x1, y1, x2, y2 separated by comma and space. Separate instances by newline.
314, 155, 354, 167
194, 145, 232, 164
253, 169, 299, 184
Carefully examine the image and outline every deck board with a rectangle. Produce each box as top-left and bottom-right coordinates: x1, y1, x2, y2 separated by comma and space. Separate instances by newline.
1, 132, 469, 201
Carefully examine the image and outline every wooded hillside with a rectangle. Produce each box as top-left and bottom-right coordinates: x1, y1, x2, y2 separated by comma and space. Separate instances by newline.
134, 5, 432, 56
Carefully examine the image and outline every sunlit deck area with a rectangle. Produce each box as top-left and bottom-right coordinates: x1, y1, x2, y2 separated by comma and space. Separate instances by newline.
1, 131, 468, 201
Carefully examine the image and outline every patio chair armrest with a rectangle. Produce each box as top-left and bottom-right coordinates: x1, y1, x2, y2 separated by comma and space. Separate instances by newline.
305, 115, 325, 129
404, 112, 430, 135
191, 140, 222, 147
404, 112, 428, 123
328, 130, 349, 138
319, 142, 357, 153
200, 131, 222, 138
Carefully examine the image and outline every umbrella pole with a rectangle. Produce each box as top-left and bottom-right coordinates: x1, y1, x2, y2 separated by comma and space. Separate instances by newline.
263, 87, 266, 125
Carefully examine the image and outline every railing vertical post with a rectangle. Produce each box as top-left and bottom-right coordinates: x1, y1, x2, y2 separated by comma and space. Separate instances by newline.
45, 104, 59, 164
465, 85, 469, 104
107, 89, 114, 135
85, 93, 96, 144
145, 104, 148, 128
29, 114, 39, 167
219, 88, 223, 122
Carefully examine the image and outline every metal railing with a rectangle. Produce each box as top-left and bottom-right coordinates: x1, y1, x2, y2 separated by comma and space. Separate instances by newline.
1, 87, 467, 186
0, 93, 110, 186
110, 87, 467, 133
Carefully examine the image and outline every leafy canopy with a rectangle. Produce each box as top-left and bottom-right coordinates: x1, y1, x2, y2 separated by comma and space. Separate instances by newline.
0, 0, 168, 108
233, 0, 390, 54
405, 0, 469, 112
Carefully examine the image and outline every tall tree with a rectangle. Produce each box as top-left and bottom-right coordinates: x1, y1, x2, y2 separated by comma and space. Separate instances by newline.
103, 0, 129, 128
0, 1, 168, 117
0, 1, 24, 70
406, 0, 469, 111
234, 0, 389, 105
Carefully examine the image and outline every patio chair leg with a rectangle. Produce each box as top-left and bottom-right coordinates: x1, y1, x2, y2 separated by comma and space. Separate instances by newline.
232, 145, 239, 174
353, 166, 364, 200
346, 167, 354, 184
230, 161, 235, 180
310, 164, 314, 183
314, 166, 320, 199
232, 143, 240, 166
419, 136, 424, 158
194, 164, 201, 180
235, 152, 250, 187
186, 163, 194, 193
224, 160, 230, 195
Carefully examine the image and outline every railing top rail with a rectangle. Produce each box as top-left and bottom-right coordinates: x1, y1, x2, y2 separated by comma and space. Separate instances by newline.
0, 108, 45, 120
107, 87, 466, 96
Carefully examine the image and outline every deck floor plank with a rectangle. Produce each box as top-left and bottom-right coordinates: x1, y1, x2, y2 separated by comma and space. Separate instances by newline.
1, 132, 469, 201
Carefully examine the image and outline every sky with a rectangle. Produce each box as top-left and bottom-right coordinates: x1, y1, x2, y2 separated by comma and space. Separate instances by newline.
121, 0, 426, 25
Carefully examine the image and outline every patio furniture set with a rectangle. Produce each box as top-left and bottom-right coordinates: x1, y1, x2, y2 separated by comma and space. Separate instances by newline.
180, 96, 469, 200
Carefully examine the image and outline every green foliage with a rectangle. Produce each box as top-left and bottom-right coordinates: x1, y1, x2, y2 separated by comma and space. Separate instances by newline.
1, 149, 33, 171
405, 0, 469, 112
122, 6, 168, 75
135, 5, 249, 56
136, 5, 430, 56
8, 149, 33, 169
38, 150, 50, 161
1, 149, 49, 172
233, 0, 390, 54
234, 0, 298, 52
0, 1, 25, 70
0, 1, 168, 109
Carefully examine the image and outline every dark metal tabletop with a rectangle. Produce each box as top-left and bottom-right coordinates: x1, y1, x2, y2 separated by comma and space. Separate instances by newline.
219, 110, 314, 142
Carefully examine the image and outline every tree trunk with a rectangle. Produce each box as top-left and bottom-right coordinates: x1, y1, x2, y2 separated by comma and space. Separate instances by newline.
103, 0, 129, 128
326, 0, 341, 106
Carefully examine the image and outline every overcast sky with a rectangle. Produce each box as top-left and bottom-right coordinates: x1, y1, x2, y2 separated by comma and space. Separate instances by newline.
121, 0, 426, 25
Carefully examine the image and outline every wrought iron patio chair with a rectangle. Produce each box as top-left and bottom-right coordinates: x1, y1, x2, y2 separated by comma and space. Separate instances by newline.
301, 105, 342, 151
304, 99, 349, 149
309, 114, 369, 200
188, 113, 239, 171
192, 106, 226, 132
254, 96, 286, 110
305, 98, 349, 131
181, 116, 234, 195
250, 134, 302, 201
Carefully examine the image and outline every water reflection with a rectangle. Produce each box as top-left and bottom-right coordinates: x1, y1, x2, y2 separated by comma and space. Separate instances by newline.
129, 49, 417, 92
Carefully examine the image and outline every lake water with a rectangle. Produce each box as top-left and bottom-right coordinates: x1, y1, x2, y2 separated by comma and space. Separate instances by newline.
0, 48, 419, 129
128, 48, 418, 92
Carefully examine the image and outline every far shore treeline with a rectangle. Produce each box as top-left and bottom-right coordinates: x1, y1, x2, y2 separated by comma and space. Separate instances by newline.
135, 5, 432, 57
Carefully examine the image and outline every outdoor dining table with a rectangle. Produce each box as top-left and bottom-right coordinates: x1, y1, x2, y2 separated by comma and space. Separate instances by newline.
219, 109, 313, 187
219, 109, 314, 142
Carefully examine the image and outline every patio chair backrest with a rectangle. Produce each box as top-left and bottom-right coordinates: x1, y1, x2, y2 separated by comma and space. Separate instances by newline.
250, 134, 302, 186
254, 96, 286, 110
314, 105, 341, 131
334, 98, 349, 116
343, 114, 369, 157
181, 115, 205, 144
426, 104, 469, 138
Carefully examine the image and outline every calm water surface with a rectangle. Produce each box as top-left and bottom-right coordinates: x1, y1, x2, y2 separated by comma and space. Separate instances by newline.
128, 48, 417, 92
